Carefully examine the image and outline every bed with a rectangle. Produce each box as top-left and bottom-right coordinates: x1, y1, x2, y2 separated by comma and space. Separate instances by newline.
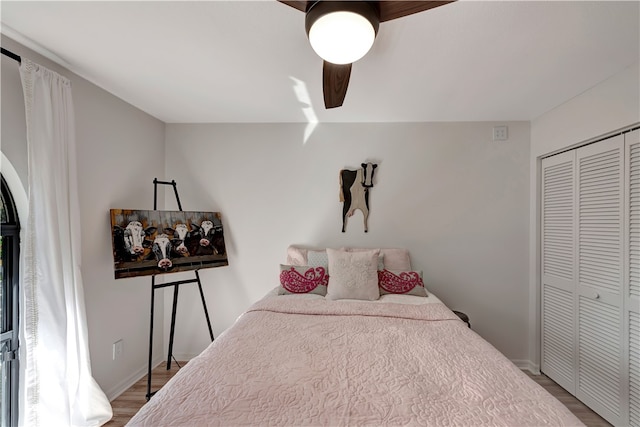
127, 247, 583, 426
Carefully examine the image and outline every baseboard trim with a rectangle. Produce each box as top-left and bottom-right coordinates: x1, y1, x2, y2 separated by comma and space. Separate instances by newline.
512, 359, 541, 375
171, 353, 199, 361
105, 356, 164, 401
510, 359, 529, 369
527, 362, 541, 375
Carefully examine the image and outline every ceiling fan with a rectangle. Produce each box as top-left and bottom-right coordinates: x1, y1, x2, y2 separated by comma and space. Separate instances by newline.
278, 1, 456, 109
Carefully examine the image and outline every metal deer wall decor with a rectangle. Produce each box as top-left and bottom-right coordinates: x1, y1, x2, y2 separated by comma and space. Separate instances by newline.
339, 162, 377, 232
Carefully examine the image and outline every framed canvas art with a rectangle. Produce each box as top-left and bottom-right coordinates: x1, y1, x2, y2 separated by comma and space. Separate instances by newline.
110, 209, 228, 279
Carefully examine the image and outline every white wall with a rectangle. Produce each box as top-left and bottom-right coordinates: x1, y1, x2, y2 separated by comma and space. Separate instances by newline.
164, 121, 532, 363
528, 62, 640, 371
0, 34, 533, 401
1, 35, 167, 400
2, 27, 635, 408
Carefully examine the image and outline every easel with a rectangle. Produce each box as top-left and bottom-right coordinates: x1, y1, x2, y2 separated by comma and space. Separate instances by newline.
146, 178, 215, 400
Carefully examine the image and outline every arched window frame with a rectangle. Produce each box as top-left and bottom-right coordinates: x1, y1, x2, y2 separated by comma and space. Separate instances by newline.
1, 174, 20, 427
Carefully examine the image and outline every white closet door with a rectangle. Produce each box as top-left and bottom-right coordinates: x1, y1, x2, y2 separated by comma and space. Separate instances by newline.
541, 151, 576, 392
626, 129, 640, 427
575, 135, 625, 425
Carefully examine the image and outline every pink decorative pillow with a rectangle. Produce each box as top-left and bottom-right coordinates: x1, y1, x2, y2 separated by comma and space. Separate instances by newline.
286, 246, 308, 266
326, 248, 380, 301
344, 247, 411, 270
379, 249, 411, 270
278, 265, 328, 296
286, 246, 410, 272
378, 269, 427, 297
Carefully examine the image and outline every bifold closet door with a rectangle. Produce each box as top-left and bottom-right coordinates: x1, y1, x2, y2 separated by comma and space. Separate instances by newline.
542, 131, 636, 426
627, 129, 640, 427
541, 151, 576, 393
575, 135, 625, 426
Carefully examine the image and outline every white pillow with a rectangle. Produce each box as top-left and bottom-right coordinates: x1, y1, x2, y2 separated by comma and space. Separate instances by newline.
307, 250, 329, 268
326, 248, 380, 301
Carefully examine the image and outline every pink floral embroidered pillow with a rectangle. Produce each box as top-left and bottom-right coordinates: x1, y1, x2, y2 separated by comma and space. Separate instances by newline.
278, 265, 328, 296
378, 269, 427, 297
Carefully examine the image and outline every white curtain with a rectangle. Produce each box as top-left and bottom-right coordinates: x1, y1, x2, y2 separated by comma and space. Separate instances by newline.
19, 58, 112, 427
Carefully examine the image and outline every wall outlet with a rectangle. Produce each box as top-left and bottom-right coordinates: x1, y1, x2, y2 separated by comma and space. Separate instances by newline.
112, 339, 123, 360
493, 126, 508, 141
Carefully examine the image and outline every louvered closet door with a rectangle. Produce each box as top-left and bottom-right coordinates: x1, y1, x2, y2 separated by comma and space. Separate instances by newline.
541, 151, 576, 393
626, 129, 640, 427
576, 135, 625, 426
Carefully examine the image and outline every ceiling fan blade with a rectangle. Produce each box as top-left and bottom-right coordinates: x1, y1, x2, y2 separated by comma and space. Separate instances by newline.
378, 1, 455, 22
277, 0, 310, 13
323, 61, 352, 109
277, 1, 456, 20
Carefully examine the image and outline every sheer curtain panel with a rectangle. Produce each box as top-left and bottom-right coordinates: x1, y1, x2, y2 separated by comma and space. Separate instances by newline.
19, 58, 112, 427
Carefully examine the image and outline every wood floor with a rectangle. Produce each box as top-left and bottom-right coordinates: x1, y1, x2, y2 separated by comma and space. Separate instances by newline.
524, 371, 611, 427
104, 361, 186, 427
106, 362, 611, 427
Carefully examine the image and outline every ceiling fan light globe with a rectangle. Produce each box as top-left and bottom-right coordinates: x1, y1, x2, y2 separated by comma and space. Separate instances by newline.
308, 11, 375, 64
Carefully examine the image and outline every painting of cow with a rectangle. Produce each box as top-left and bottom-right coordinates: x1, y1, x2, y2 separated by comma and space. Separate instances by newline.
150, 233, 173, 270
191, 217, 226, 256
165, 223, 196, 256
110, 209, 228, 279
339, 162, 377, 233
112, 221, 157, 262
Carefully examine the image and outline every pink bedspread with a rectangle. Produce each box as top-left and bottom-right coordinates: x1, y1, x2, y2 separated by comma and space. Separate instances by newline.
127, 296, 583, 426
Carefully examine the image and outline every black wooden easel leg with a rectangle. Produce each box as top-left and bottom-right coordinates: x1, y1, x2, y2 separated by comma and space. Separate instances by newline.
195, 270, 215, 341
146, 276, 156, 401
146, 178, 217, 395
166, 285, 180, 370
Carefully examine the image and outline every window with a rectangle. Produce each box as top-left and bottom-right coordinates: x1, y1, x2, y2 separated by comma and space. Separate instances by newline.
0, 175, 20, 426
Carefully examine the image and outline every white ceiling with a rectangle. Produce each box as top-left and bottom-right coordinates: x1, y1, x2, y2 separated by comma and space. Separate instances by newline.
1, 1, 638, 123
